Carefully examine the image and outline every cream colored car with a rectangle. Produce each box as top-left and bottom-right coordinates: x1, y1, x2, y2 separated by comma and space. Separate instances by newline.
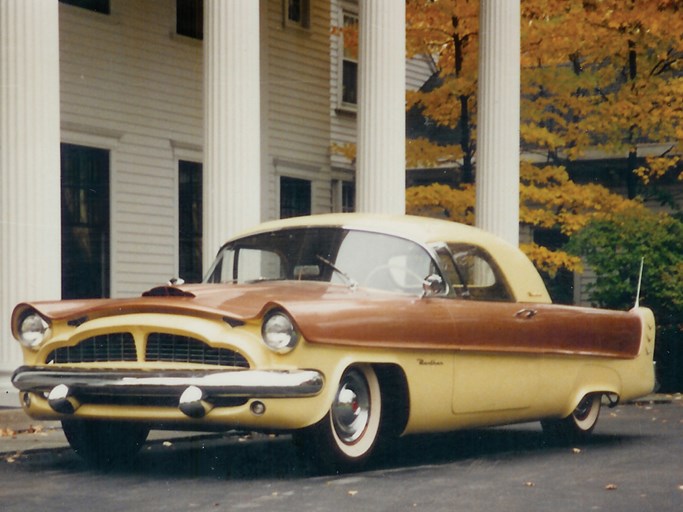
11, 214, 656, 472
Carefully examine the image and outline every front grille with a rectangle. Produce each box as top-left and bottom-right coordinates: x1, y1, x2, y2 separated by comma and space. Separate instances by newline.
46, 333, 137, 364
145, 333, 250, 368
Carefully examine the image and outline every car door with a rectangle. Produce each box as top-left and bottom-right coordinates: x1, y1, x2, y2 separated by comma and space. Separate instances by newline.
434, 244, 541, 416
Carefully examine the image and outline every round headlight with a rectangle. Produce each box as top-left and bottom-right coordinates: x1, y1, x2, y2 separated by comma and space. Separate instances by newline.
18, 313, 51, 349
261, 311, 299, 353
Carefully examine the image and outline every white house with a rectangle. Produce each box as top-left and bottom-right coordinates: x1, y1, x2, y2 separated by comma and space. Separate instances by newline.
0, 0, 520, 405
0, 0, 412, 405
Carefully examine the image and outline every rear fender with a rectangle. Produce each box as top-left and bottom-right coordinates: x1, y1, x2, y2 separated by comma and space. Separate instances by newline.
562, 365, 621, 418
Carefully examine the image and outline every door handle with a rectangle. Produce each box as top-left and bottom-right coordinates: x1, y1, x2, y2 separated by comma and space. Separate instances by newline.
514, 308, 537, 320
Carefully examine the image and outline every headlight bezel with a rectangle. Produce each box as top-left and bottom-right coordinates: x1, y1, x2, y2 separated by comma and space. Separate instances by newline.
16, 311, 52, 349
261, 310, 299, 354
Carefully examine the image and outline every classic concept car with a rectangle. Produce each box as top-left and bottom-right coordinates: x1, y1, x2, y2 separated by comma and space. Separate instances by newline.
11, 214, 656, 471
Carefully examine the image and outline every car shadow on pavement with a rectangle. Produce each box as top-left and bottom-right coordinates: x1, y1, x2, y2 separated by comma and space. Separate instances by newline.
39, 424, 642, 481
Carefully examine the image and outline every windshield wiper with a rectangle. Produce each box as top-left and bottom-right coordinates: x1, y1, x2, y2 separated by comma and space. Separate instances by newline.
316, 255, 358, 291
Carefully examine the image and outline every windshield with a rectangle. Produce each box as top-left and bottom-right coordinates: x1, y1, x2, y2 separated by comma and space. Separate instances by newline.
204, 227, 439, 295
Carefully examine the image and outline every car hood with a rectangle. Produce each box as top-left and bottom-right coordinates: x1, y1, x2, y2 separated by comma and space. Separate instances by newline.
15, 281, 403, 327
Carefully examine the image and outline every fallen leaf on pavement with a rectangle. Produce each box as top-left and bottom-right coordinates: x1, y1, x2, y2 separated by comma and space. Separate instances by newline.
4, 451, 22, 463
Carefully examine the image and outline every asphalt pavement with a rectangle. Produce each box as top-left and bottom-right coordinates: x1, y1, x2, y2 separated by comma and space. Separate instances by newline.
1, 393, 679, 456
0, 406, 220, 455
1, 395, 682, 512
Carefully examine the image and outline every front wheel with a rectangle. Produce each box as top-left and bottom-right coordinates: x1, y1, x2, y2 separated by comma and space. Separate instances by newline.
294, 364, 382, 474
541, 393, 602, 443
62, 420, 149, 467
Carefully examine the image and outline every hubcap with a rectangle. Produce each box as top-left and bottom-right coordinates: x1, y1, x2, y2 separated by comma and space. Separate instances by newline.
331, 369, 370, 444
574, 395, 594, 421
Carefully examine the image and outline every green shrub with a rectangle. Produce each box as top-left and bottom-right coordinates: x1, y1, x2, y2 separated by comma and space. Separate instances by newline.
568, 211, 683, 392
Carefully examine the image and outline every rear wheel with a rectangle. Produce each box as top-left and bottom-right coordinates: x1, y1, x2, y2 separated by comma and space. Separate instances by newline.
542, 394, 602, 443
62, 420, 149, 467
294, 364, 382, 473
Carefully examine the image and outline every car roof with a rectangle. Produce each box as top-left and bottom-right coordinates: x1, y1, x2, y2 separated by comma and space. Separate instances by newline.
226, 214, 551, 303
230, 213, 497, 246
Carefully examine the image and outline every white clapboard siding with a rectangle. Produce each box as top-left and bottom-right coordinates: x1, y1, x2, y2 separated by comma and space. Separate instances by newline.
263, 0, 333, 218
59, 1, 204, 298
329, 0, 436, 174
59, 0, 337, 296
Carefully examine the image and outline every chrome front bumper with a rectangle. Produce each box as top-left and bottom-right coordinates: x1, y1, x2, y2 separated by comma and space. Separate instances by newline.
12, 366, 325, 418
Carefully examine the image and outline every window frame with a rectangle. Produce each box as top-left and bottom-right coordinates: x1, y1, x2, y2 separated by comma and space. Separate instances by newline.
337, 7, 359, 111
283, 0, 311, 30
279, 176, 312, 219
60, 143, 111, 299
178, 160, 203, 283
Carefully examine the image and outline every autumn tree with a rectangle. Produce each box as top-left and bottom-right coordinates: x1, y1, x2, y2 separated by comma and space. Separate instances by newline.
404, 0, 683, 189
521, 0, 683, 197
403, 0, 682, 277
405, 0, 479, 183
332, 1, 681, 275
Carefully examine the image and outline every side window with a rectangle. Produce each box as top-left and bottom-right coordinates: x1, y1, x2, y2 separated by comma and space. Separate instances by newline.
447, 244, 513, 302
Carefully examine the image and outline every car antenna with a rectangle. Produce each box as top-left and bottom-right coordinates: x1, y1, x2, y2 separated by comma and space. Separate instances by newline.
634, 257, 644, 308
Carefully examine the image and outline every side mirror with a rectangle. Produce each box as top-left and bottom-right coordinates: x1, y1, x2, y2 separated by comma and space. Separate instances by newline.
421, 274, 446, 298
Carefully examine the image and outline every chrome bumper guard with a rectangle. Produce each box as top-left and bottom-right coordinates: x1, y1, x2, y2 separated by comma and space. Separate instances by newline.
12, 366, 324, 419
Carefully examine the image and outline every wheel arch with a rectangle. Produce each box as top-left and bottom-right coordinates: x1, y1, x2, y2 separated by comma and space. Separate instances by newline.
563, 364, 622, 418
372, 363, 410, 438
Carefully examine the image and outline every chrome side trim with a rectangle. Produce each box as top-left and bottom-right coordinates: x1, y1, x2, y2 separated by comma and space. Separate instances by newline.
12, 366, 324, 399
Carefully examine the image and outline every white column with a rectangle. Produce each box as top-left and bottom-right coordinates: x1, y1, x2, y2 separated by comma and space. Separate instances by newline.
356, 0, 406, 214
203, 0, 261, 269
0, 0, 61, 405
475, 0, 520, 246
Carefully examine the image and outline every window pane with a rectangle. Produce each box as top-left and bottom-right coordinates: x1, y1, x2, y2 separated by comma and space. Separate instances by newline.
341, 181, 355, 212
205, 227, 436, 295
61, 144, 110, 299
280, 177, 311, 219
288, 0, 302, 22
177, 0, 203, 40
286, 0, 309, 28
341, 12, 358, 105
60, 0, 110, 14
448, 244, 513, 302
342, 60, 358, 105
179, 161, 203, 283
